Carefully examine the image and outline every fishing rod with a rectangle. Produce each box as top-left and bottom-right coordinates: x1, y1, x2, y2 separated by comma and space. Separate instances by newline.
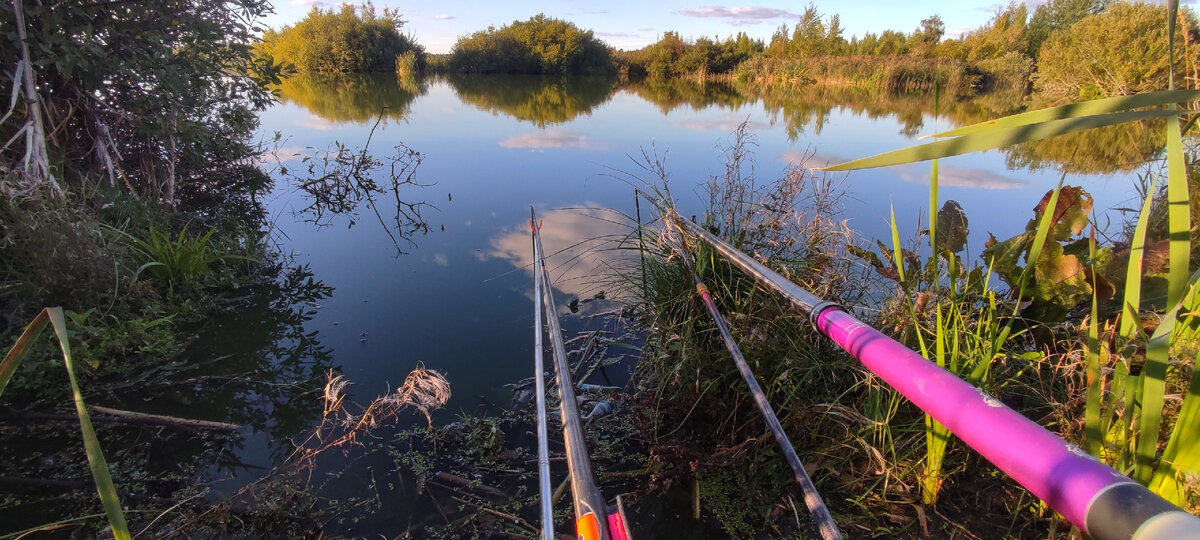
531, 207, 618, 540
656, 206, 1200, 540
530, 209, 555, 540
661, 212, 843, 540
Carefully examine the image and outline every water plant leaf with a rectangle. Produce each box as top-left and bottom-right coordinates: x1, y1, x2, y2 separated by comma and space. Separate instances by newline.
921, 89, 1200, 139
821, 109, 1190, 171
935, 200, 968, 254
1033, 186, 1092, 241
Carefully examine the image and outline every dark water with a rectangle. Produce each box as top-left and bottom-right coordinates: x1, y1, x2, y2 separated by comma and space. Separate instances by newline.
212, 73, 1148, 527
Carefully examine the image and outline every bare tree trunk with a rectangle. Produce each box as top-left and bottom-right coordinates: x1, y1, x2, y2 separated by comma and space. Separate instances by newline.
164, 107, 178, 207
11, 0, 62, 197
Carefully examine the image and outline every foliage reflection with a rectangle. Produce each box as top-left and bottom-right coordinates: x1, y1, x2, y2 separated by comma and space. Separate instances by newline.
275, 73, 427, 124
444, 74, 618, 127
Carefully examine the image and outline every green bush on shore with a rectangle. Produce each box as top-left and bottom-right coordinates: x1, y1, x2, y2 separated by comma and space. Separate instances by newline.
256, 4, 425, 73
444, 14, 614, 75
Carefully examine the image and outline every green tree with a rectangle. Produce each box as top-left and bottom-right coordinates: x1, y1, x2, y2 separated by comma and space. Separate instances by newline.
1034, 1, 1197, 103
825, 14, 849, 55
1027, 0, 1109, 57
875, 30, 910, 55
908, 14, 945, 56
959, 3, 1029, 62
767, 24, 791, 58
445, 14, 613, 75
1, 0, 284, 201
790, 5, 827, 57
256, 4, 423, 73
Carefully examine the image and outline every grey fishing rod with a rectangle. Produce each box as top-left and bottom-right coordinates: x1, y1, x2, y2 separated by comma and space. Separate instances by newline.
530, 209, 555, 540
662, 211, 843, 540
531, 207, 611, 540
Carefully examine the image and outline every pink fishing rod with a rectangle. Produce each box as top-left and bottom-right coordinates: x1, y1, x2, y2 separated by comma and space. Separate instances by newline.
670, 215, 1200, 540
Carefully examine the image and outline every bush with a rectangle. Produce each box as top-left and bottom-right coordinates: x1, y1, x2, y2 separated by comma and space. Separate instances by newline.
445, 14, 613, 75
1034, 1, 1198, 103
257, 4, 424, 73
975, 51, 1035, 91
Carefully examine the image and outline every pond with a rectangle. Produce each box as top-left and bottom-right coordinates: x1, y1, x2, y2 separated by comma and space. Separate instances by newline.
220, 72, 1152, 530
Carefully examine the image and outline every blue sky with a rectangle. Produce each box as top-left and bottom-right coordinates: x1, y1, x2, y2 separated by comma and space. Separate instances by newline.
263, 1, 1043, 54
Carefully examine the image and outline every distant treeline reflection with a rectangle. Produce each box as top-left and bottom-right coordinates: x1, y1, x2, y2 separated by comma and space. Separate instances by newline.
275, 73, 427, 124
276, 73, 1161, 174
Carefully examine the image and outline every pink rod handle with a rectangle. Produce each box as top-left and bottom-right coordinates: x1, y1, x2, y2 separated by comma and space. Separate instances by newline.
815, 308, 1125, 531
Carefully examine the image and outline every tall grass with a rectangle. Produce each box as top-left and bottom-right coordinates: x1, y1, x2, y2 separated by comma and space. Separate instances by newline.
0, 308, 130, 539
735, 55, 978, 97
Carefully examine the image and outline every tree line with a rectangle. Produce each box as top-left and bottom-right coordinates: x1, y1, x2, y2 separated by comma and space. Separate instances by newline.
253, 1, 1198, 103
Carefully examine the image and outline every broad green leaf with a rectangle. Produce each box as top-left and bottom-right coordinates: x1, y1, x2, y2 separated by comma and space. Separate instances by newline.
936, 200, 968, 255
923, 89, 1200, 139
822, 109, 1190, 171
1149, 270, 1200, 503
1119, 183, 1157, 345
1165, 114, 1191, 315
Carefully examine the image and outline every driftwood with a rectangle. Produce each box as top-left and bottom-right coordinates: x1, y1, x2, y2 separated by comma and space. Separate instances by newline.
2, 406, 239, 431
88, 406, 240, 431
450, 496, 538, 533
431, 471, 507, 499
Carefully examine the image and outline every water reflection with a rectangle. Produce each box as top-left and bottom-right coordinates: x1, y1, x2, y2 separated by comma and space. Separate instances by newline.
621, 78, 752, 114
275, 73, 427, 124
897, 164, 1025, 190
444, 74, 619, 127
1005, 121, 1164, 174
499, 130, 614, 151
485, 206, 640, 307
744, 83, 1026, 139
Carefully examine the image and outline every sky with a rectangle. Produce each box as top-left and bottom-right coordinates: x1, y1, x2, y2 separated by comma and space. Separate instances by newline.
261, 1, 1055, 54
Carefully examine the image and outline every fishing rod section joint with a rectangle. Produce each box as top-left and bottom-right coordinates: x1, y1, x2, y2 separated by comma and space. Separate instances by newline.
808, 300, 842, 326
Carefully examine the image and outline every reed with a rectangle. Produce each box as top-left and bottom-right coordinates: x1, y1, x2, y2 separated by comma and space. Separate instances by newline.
0, 308, 131, 539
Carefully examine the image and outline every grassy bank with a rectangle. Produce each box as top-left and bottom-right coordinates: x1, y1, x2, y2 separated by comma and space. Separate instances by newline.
621, 88, 1199, 537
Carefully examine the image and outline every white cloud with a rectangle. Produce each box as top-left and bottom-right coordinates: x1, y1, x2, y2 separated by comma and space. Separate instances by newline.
678, 6, 798, 21
435, 14, 455, 20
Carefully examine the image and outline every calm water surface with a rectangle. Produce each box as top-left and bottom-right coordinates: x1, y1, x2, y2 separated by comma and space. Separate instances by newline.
216, 73, 1149, 527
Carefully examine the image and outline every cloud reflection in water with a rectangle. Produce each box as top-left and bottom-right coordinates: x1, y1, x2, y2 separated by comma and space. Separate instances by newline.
484, 206, 639, 310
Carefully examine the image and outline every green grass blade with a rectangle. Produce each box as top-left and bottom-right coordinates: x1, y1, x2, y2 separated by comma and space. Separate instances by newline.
1085, 228, 1103, 457
922, 90, 1200, 139
822, 109, 1189, 171
890, 204, 906, 284
0, 309, 50, 396
1149, 270, 1200, 503
1165, 113, 1191, 313
1120, 183, 1157, 344
47, 307, 132, 540
1137, 268, 1200, 484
